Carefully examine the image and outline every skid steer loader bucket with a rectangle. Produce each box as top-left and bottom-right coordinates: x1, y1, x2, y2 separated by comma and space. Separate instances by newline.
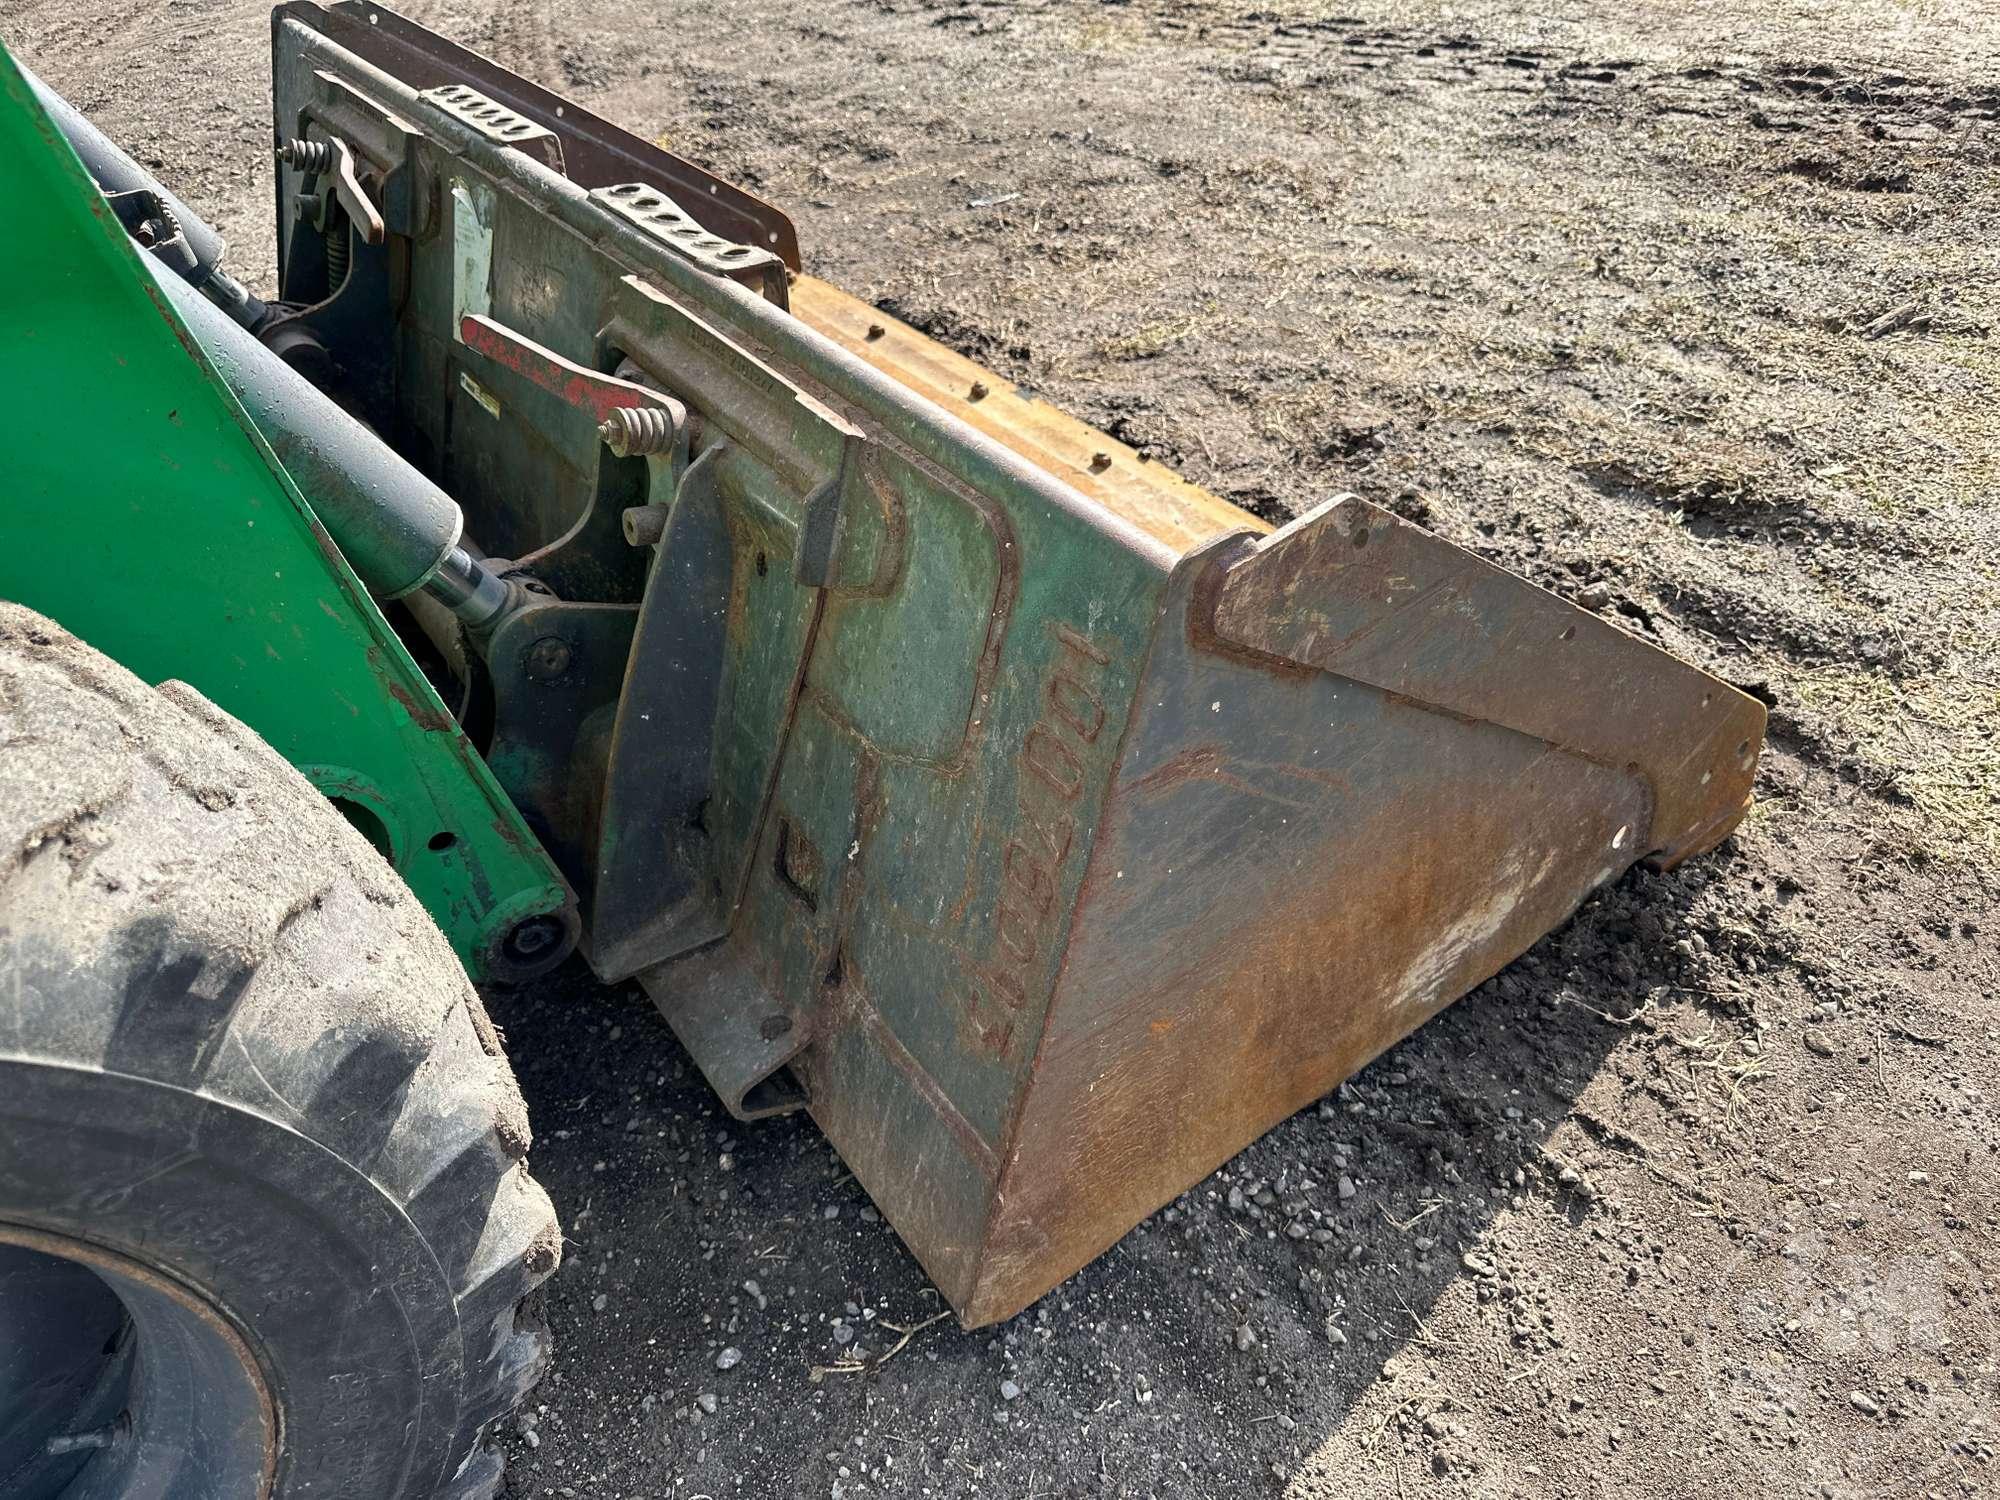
142, 3, 1758, 1327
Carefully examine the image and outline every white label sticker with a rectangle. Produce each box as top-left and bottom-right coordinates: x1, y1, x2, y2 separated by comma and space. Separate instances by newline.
458, 370, 501, 419
450, 179, 495, 337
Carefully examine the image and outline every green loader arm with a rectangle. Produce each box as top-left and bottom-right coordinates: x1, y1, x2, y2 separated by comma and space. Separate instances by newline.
0, 43, 569, 981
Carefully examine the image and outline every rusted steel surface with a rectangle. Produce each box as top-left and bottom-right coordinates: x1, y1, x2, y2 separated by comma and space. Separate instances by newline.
789, 275, 1264, 556
959, 517, 1763, 1320
273, 3, 1769, 1330
1210, 497, 1763, 868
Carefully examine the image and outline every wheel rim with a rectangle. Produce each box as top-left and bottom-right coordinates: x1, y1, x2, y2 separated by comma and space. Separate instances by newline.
0, 1226, 277, 1499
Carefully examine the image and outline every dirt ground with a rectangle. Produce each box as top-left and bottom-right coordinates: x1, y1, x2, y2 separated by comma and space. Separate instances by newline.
12, 0, 1999, 1494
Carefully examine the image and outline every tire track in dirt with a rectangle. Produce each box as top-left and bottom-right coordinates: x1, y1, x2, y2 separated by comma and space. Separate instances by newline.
1145, 6, 2000, 139
14, 0, 269, 111
8, 0, 164, 72
1047, 4, 1998, 862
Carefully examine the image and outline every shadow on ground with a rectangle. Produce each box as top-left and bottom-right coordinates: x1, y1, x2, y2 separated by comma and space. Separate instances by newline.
483, 849, 1733, 1496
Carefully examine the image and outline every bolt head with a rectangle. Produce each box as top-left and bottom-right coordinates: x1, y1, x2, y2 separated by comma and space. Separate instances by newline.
525, 636, 573, 680
503, 914, 566, 960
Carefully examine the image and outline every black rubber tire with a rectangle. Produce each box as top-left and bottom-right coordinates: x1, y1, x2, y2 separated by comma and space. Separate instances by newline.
0, 603, 560, 1499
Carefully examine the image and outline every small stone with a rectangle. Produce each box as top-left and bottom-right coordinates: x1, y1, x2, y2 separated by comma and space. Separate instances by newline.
522, 1429, 540, 1450
591, 1293, 608, 1313
696, 1393, 719, 1415
718, 1153, 735, 1172
1227, 1185, 1248, 1212
1849, 1391, 1879, 1416
1576, 584, 1612, 611
716, 1346, 743, 1371
999, 1378, 1022, 1401
1908, 1170, 1931, 1184
1462, 1251, 1496, 1277
832, 1324, 856, 1346
1337, 1175, 1357, 1201
823, 1205, 840, 1220
1235, 1324, 1257, 1352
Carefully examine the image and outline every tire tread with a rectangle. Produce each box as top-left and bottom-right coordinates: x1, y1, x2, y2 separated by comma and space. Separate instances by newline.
0, 604, 557, 1499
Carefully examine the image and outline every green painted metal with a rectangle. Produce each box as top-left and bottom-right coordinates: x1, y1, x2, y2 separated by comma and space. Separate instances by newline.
0, 43, 568, 979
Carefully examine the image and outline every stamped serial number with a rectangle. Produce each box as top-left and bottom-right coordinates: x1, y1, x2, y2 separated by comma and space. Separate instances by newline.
961, 623, 1111, 1056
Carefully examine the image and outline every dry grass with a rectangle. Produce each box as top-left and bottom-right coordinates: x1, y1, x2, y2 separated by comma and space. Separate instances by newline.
1791, 652, 2000, 864
1101, 304, 1218, 361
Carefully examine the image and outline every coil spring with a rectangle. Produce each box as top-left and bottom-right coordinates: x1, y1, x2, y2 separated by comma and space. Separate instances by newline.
598, 405, 676, 457
273, 139, 349, 293
275, 138, 334, 174
324, 222, 350, 295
